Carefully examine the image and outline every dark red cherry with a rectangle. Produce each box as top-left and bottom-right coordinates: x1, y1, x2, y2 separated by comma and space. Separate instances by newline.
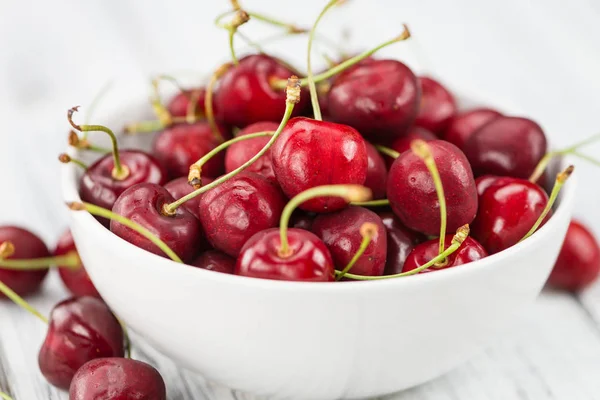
290, 210, 316, 231
167, 87, 208, 118
475, 175, 501, 196
403, 235, 487, 274
547, 220, 600, 291
414, 76, 457, 134
271, 117, 368, 212
471, 177, 548, 254
0, 226, 50, 296
236, 228, 335, 281
224, 121, 280, 181
312, 207, 387, 277
443, 108, 502, 149
364, 142, 388, 199
387, 140, 478, 236
327, 59, 420, 141
152, 122, 229, 180
214, 54, 308, 127
39, 296, 124, 389
70, 357, 166, 400
378, 212, 424, 275
190, 250, 235, 274
54, 230, 99, 298
386, 126, 437, 167
80, 150, 167, 225
463, 116, 547, 179
164, 176, 214, 220
111, 183, 203, 262
199, 172, 286, 257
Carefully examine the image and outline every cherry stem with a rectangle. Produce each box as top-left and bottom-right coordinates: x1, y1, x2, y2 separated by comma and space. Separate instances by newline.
216, 6, 305, 34
67, 202, 183, 264
0, 279, 48, 324
163, 76, 302, 215
339, 225, 470, 280
336, 222, 377, 280
150, 78, 173, 127
271, 25, 411, 90
186, 89, 205, 123
0, 245, 80, 271
411, 139, 447, 256
188, 130, 274, 188
205, 64, 231, 143
58, 153, 88, 170
124, 116, 200, 135
374, 144, 400, 159
520, 165, 574, 242
350, 199, 390, 207
0, 391, 13, 400
116, 317, 132, 359
68, 131, 111, 154
68, 107, 130, 180
83, 79, 114, 139
278, 185, 372, 258
217, 10, 250, 66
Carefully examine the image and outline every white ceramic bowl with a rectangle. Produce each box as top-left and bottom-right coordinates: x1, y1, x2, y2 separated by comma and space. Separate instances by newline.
61, 87, 576, 400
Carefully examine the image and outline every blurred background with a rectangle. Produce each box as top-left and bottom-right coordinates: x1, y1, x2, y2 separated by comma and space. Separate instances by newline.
0, 0, 599, 244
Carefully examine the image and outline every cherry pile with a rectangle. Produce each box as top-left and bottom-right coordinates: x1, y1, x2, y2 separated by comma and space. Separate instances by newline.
1, 1, 599, 398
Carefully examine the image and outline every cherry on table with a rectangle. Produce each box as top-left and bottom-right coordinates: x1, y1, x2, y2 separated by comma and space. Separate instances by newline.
378, 211, 424, 275
414, 76, 457, 134
443, 107, 502, 149
402, 235, 487, 274
190, 250, 235, 274
164, 176, 214, 220
364, 142, 388, 200
54, 229, 99, 298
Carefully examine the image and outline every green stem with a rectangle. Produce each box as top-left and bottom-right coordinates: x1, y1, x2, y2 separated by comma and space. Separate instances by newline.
58, 153, 88, 170
68, 202, 183, 263
117, 317, 132, 359
351, 199, 390, 207
205, 64, 231, 143
246, 11, 306, 33
228, 28, 239, 66
571, 151, 600, 167
336, 223, 376, 280
374, 144, 400, 159
124, 116, 200, 135
83, 79, 114, 139
0, 279, 48, 324
0, 253, 80, 270
0, 391, 13, 400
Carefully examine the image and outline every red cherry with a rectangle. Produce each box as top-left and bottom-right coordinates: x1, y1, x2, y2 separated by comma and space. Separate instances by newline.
378, 211, 424, 275
327, 59, 420, 141
414, 76, 457, 134
387, 126, 437, 166
475, 175, 501, 196
471, 177, 548, 254
236, 228, 335, 282
312, 207, 387, 277
547, 220, 600, 291
69, 357, 166, 400
198, 172, 286, 257
463, 116, 547, 179
111, 183, 204, 262
54, 230, 99, 298
403, 235, 487, 274
364, 142, 388, 200
164, 176, 214, 220
224, 121, 280, 181
39, 296, 124, 389
290, 210, 316, 231
152, 122, 229, 180
190, 250, 235, 274
387, 140, 478, 236
0, 226, 50, 296
214, 54, 308, 127
167, 87, 208, 118
271, 117, 368, 212
443, 108, 502, 149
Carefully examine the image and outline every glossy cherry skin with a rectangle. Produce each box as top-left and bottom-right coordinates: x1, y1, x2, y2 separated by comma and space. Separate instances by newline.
475, 175, 501, 196
386, 126, 437, 168
547, 220, 600, 291
312, 207, 387, 277
55, 230, 99, 298
69, 357, 166, 400
379, 212, 424, 275
190, 250, 235, 274
414, 76, 457, 134
271, 117, 368, 212
0, 226, 50, 296
164, 176, 214, 220
236, 228, 335, 282
225, 121, 280, 181
403, 235, 488, 274
80, 150, 167, 226
199, 172, 286, 257
111, 183, 203, 262
167, 87, 208, 118
327, 59, 420, 141
152, 121, 229, 180
387, 140, 478, 236
214, 54, 308, 128
471, 177, 548, 254
39, 296, 124, 389
443, 108, 502, 149
463, 116, 547, 179
364, 142, 388, 200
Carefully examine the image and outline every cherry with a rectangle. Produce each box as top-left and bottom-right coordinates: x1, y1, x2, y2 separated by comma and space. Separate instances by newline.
387, 139, 478, 236
443, 108, 502, 149
271, 117, 368, 212
191, 250, 235, 274
39, 296, 124, 389
69, 357, 166, 400
463, 116, 547, 179
198, 171, 286, 257
547, 220, 600, 291
414, 76, 457, 134
224, 121, 280, 181
164, 176, 214, 220
386, 126, 437, 167
403, 235, 487, 274
167, 87, 208, 119
312, 206, 387, 277
378, 211, 424, 275
0, 226, 50, 296
54, 230, 99, 298
290, 210, 316, 231
364, 142, 388, 200
475, 175, 501, 196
